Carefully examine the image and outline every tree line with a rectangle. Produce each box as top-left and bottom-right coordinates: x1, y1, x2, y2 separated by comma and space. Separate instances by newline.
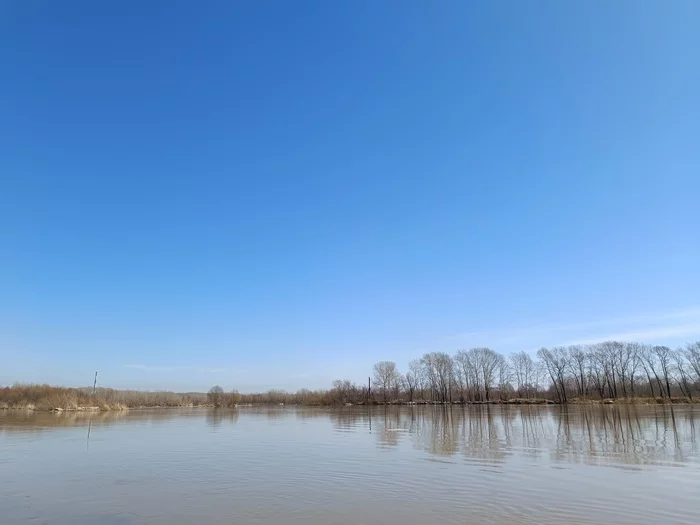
4, 340, 699, 410
207, 340, 700, 406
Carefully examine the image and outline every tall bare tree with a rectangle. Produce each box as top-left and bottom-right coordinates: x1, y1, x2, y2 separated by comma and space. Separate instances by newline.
454, 350, 473, 401
567, 346, 588, 398
468, 348, 502, 402
373, 361, 400, 402
684, 342, 700, 388
404, 359, 422, 402
672, 350, 693, 399
496, 354, 512, 400
510, 351, 534, 398
640, 344, 664, 397
537, 347, 569, 402
652, 346, 673, 398
421, 352, 454, 403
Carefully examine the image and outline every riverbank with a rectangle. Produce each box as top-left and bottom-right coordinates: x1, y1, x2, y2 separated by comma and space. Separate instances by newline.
4, 397, 698, 412
351, 397, 698, 406
3, 384, 698, 411
0, 403, 213, 412
0, 384, 208, 411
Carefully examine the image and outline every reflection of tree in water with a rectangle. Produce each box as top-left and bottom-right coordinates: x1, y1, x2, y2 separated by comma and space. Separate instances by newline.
405, 407, 460, 457
205, 408, 239, 429
516, 407, 549, 460
327, 407, 372, 431
376, 406, 412, 448
321, 405, 698, 469
460, 406, 510, 464
325, 406, 416, 448
550, 405, 698, 467
5, 405, 696, 469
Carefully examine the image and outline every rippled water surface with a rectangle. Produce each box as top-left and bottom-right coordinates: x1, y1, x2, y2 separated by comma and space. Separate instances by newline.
1, 405, 699, 524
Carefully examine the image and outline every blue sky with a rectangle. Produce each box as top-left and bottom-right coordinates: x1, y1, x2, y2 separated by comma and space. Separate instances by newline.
2, 1, 699, 392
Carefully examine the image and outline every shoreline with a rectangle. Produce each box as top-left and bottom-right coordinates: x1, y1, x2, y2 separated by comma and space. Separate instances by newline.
2, 397, 698, 412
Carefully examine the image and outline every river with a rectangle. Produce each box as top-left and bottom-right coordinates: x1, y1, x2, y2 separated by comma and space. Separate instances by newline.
1, 405, 698, 524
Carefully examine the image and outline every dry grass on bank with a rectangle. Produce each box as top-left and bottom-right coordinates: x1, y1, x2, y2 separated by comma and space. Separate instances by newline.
0, 384, 207, 411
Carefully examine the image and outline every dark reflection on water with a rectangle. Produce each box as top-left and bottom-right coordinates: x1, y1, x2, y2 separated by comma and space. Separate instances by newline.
1, 405, 699, 525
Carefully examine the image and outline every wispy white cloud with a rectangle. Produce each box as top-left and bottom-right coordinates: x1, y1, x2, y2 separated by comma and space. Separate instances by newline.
561, 323, 700, 347
125, 364, 227, 373
446, 306, 700, 350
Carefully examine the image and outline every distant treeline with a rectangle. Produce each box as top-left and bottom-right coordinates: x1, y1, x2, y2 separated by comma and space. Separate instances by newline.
213, 340, 700, 406
3, 340, 699, 410
205, 340, 700, 407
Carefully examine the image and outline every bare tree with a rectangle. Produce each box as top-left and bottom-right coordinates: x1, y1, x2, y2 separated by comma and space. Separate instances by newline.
567, 346, 588, 398
588, 345, 606, 398
473, 348, 502, 402
404, 360, 421, 402
684, 342, 700, 389
454, 350, 473, 402
510, 351, 534, 398
420, 352, 454, 403
537, 347, 569, 402
228, 388, 241, 407
672, 350, 693, 399
627, 342, 643, 397
640, 344, 664, 398
617, 342, 636, 397
652, 346, 673, 398
496, 354, 512, 400
373, 361, 400, 402
208, 385, 225, 407
599, 341, 625, 398
457, 349, 480, 401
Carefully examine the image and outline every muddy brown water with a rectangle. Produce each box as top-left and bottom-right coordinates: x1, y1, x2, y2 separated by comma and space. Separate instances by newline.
1, 405, 698, 524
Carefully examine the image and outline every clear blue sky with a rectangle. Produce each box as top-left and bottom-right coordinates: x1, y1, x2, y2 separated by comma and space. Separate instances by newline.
2, 1, 699, 392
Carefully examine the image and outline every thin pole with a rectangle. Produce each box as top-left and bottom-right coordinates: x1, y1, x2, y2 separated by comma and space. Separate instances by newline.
92, 371, 98, 395
368, 376, 371, 400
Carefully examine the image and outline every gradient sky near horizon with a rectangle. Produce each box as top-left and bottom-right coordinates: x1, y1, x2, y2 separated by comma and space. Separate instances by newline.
2, 1, 699, 392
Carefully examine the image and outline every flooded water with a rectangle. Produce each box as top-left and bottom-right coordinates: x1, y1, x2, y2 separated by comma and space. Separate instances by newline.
1, 405, 699, 525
